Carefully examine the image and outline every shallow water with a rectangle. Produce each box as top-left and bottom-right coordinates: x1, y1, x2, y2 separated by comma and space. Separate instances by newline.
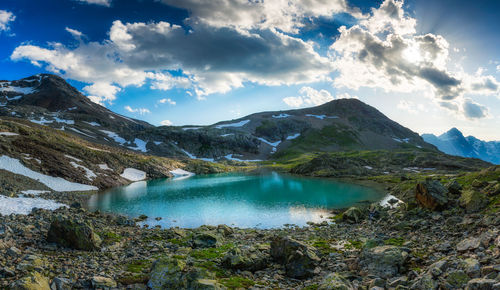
88, 172, 384, 228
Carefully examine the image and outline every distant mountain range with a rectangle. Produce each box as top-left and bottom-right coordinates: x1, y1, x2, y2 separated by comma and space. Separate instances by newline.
0, 74, 436, 162
422, 128, 500, 164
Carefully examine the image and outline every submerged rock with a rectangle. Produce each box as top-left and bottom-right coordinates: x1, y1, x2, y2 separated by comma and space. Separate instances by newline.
271, 236, 320, 279
415, 179, 448, 210
46, 215, 101, 251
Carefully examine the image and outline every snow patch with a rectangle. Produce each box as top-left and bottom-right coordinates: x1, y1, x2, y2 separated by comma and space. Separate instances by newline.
379, 194, 404, 209
98, 164, 111, 170
0, 196, 67, 215
364, 166, 373, 170
305, 114, 338, 120
6, 95, 22, 101
0, 155, 98, 191
153, 141, 162, 145
272, 113, 290, 119
286, 133, 300, 140
67, 127, 96, 138
182, 127, 201, 131
64, 155, 82, 162
20, 190, 50, 196
257, 137, 281, 147
100, 130, 126, 145
84, 121, 100, 126
120, 168, 146, 181
54, 117, 74, 125
220, 133, 234, 137
29, 117, 54, 125
224, 154, 262, 162
69, 162, 97, 181
170, 168, 195, 180
215, 119, 250, 129
127, 138, 148, 152
0, 132, 19, 136
0, 85, 36, 95
180, 149, 214, 162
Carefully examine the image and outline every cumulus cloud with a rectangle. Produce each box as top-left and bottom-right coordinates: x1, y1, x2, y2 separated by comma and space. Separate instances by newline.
283, 87, 335, 108
160, 120, 173, 126
76, 0, 111, 7
124, 106, 151, 115
329, 0, 498, 119
83, 82, 121, 105
11, 19, 331, 102
161, 0, 361, 34
0, 10, 15, 32
159, 98, 176, 105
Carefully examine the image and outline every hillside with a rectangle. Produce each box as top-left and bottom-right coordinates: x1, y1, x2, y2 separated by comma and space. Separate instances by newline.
423, 128, 500, 164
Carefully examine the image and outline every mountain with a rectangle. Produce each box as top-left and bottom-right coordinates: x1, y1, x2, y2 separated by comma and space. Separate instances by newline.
1, 74, 438, 162
422, 128, 500, 164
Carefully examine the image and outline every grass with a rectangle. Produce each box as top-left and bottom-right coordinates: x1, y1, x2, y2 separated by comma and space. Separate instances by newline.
189, 243, 235, 260
220, 276, 255, 289
384, 237, 405, 246
99, 231, 122, 245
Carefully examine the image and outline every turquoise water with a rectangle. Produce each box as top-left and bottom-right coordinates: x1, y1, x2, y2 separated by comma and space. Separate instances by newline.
88, 172, 384, 228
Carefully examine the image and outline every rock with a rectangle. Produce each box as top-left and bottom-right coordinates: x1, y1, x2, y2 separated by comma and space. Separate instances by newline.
466, 278, 496, 289
217, 224, 233, 237
462, 258, 481, 278
190, 279, 223, 289
318, 273, 354, 290
360, 245, 408, 278
46, 215, 101, 251
410, 272, 438, 289
221, 247, 268, 272
10, 272, 50, 290
90, 276, 116, 289
148, 257, 187, 289
415, 179, 448, 210
270, 236, 320, 279
471, 179, 487, 188
485, 183, 500, 196
192, 232, 218, 248
342, 207, 363, 223
50, 277, 73, 290
459, 190, 489, 213
457, 237, 481, 252
445, 270, 470, 289
7, 246, 22, 257
447, 180, 463, 195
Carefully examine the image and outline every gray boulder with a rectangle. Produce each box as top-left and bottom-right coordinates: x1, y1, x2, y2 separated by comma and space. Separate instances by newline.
46, 216, 101, 251
192, 232, 219, 248
360, 245, 408, 278
270, 236, 320, 279
318, 273, 354, 290
342, 207, 363, 223
221, 247, 268, 272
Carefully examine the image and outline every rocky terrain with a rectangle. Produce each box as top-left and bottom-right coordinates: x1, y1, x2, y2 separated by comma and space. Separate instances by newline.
0, 165, 499, 289
423, 128, 500, 165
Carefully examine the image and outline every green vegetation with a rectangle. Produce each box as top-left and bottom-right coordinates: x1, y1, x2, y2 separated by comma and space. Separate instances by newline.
189, 243, 235, 260
384, 238, 405, 246
220, 276, 255, 289
99, 231, 122, 245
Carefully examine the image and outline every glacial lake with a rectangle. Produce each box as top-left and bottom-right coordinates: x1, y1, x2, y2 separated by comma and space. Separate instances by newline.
88, 172, 384, 229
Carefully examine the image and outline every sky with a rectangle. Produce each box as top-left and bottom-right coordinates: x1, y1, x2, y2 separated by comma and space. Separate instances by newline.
0, 0, 499, 140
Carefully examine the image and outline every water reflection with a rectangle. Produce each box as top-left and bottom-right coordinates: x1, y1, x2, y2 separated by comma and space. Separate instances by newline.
88, 172, 383, 229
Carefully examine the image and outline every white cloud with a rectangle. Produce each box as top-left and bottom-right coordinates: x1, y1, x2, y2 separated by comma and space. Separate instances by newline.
12, 19, 331, 101
77, 0, 111, 7
497, 65, 500, 72
65, 27, 83, 38
283, 87, 335, 108
336, 92, 359, 99
159, 98, 176, 105
462, 98, 489, 120
83, 82, 121, 105
329, 0, 498, 119
0, 10, 15, 32
124, 106, 151, 115
161, 0, 361, 34
160, 120, 173, 126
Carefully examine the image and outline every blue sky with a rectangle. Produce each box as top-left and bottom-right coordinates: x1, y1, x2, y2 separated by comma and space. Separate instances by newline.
1, 0, 499, 140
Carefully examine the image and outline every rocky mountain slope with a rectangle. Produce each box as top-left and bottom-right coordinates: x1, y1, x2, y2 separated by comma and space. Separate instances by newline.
423, 128, 500, 164
2, 74, 437, 162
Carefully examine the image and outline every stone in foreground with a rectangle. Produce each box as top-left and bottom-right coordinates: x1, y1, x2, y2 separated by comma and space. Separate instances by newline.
46, 215, 102, 251
360, 245, 408, 279
270, 236, 320, 279
415, 179, 448, 210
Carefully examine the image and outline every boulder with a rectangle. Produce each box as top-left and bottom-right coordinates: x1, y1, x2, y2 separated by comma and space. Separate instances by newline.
459, 190, 489, 213
445, 270, 470, 289
148, 256, 218, 289
46, 216, 101, 251
446, 180, 462, 195
462, 258, 481, 278
10, 272, 50, 290
415, 179, 448, 210
360, 245, 408, 278
410, 272, 439, 290
270, 236, 320, 279
91, 276, 116, 289
50, 277, 73, 290
457, 237, 481, 252
318, 273, 354, 290
192, 232, 218, 248
221, 247, 268, 272
466, 278, 496, 289
342, 207, 363, 223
